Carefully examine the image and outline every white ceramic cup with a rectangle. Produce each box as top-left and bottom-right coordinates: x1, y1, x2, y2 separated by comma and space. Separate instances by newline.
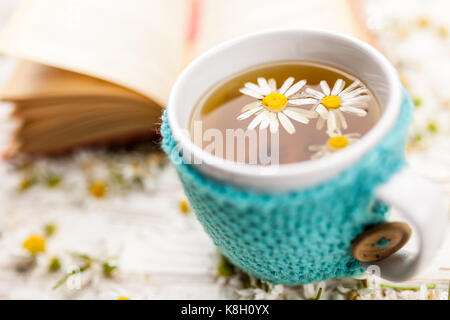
167, 29, 448, 281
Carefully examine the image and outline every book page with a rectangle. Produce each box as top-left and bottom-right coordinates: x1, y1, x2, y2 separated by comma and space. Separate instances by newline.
192, 0, 374, 57
2, 61, 152, 103
0, 0, 189, 105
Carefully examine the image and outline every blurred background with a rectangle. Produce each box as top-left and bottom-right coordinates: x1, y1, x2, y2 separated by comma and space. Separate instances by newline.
0, 0, 449, 300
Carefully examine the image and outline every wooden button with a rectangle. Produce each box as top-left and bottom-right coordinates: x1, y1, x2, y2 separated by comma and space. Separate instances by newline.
351, 222, 412, 262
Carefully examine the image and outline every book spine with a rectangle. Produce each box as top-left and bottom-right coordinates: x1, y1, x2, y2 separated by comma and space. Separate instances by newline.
187, 0, 201, 45
183, 0, 201, 67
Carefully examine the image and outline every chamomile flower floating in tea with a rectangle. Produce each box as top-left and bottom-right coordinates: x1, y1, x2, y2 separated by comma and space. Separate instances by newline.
309, 133, 360, 159
190, 61, 380, 165
303, 80, 369, 136
237, 77, 316, 134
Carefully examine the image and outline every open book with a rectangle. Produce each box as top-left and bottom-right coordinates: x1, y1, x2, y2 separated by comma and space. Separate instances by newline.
0, 0, 373, 155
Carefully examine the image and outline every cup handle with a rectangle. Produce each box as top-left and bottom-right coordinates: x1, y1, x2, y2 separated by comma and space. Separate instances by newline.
364, 167, 448, 281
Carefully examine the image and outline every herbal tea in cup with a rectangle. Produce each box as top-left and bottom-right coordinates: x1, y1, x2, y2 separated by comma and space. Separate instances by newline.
189, 61, 381, 165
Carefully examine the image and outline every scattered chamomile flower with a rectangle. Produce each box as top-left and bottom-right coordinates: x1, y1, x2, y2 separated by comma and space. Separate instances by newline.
53, 251, 119, 290
53, 263, 91, 290
148, 152, 167, 168
309, 133, 360, 159
427, 121, 438, 133
303, 282, 326, 300
179, 199, 190, 214
23, 235, 46, 255
102, 261, 118, 278
89, 181, 107, 198
303, 79, 370, 136
407, 133, 428, 152
444, 99, 450, 109
224, 262, 445, 300
70, 252, 118, 278
379, 283, 436, 291
413, 97, 423, 108
14, 254, 37, 273
346, 289, 361, 300
46, 175, 62, 188
44, 223, 57, 237
18, 176, 37, 192
117, 296, 131, 300
417, 17, 429, 28
396, 26, 411, 40
238, 77, 316, 134
399, 74, 409, 88
49, 257, 62, 272
217, 255, 235, 278
438, 26, 448, 38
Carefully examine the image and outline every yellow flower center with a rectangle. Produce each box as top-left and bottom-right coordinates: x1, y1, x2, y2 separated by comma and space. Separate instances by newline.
321, 95, 341, 109
23, 235, 46, 255
328, 136, 349, 150
117, 296, 131, 300
90, 182, 106, 198
180, 200, 190, 214
261, 92, 288, 112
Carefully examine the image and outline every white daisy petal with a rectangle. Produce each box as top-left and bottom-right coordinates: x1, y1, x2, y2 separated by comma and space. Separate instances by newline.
305, 88, 325, 100
284, 107, 317, 118
308, 145, 323, 151
268, 78, 277, 92
311, 150, 326, 160
288, 98, 318, 106
282, 109, 309, 124
285, 80, 306, 97
241, 101, 262, 112
336, 109, 348, 130
316, 117, 326, 130
237, 106, 263, 120
260, 119, 270, 130
278, 112, 295, 134
331, 79, 346, 96
341, 97, 369, 108
270, 117, 279, 134
346, 133, 361, 139
320, 81, 331, 96
327, 111, 338, 134
287, 91, 305, 99
339, 80, 361, 96
340, 88, 369, 100
248, 112, 265, 130
244, 82, 265, 95
279, 77, 295, 94
340, 106, 368, 117
327, 127, 341, 137
257, 77, 272, 95
259, 111, 272, 130
315, 104, 329, 118
239, 88, 264, 99
262, 111, 279, 134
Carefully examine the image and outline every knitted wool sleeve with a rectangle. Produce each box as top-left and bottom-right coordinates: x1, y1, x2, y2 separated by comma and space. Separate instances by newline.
161, 92, 413, 285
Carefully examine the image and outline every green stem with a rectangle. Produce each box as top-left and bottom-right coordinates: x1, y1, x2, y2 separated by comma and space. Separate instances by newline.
52, 263, 90, 290
314, 287, 323, 300
69, 251, 117, 277
69, 252, 102, 264
380, 284, 436, 291
307, 287, 323, 300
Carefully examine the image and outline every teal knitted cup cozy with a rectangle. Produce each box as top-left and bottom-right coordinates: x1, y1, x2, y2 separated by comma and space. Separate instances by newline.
161, 92, 413, 285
